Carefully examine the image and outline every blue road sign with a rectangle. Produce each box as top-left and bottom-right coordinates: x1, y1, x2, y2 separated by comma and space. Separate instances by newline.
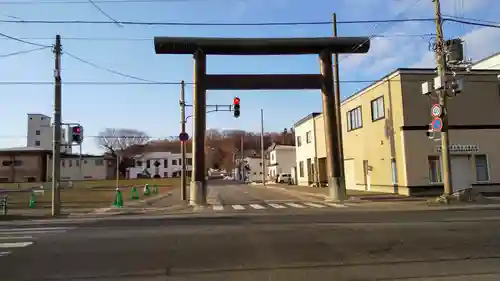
179, 132, 189, 142
432, 117, 443, 131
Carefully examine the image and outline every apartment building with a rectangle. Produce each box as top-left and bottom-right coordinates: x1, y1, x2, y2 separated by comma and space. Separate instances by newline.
27, 113, 72, 153
295, 67, 500, 196
267, 143, 296, 181
127, 151, 193, 179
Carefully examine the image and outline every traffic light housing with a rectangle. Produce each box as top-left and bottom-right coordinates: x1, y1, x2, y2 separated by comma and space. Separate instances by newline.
426, 123, 433, 140
233, 97, 240, 118
71, 126, 84, 144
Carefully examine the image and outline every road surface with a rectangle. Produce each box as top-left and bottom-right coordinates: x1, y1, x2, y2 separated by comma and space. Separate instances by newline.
1, 208, 500, 280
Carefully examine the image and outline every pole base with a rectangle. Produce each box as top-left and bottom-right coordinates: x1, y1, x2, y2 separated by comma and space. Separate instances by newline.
328, 176, 345, 202
189, 181, 205, 206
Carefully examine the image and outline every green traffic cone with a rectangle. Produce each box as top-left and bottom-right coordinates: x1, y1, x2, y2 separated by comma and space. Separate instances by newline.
29, 192, 36, 208
130, 186, 139, 200
143, 184, 151, 196
114, 188, 123, 207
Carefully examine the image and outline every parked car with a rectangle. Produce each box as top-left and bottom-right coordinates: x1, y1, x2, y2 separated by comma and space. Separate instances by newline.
277, 173, 292, 184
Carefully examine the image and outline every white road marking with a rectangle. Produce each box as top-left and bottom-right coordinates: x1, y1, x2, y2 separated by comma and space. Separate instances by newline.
0, 227, 73, 232
232, 205, 245, 210
323, 202, 348, 208
268, 203, 286, 209
213, 205, 224, 211
0, 236, 33, 240
303, 202, 326, 208
0, 251, 11, 257
249, 204, 266, 210
0, 230, 68, 236
285, 203, 306, 208
0, 242, 33, 248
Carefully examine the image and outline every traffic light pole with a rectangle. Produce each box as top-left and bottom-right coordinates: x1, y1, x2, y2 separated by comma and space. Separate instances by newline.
52, 34, 62, 217
180, 81, 187, 201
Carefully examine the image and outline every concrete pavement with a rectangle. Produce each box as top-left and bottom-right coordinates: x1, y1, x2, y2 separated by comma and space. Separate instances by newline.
1, 209, 500, 280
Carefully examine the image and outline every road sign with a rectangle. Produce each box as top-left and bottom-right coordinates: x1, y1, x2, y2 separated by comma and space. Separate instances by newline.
431, 104, 442, 117
431, 117, 443, 131
179, 132, 189, 142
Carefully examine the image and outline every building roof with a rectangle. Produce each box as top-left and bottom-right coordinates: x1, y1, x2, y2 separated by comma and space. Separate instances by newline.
0, 147, 50, 152
293, 112, 321, 128
472, 51, 500, 67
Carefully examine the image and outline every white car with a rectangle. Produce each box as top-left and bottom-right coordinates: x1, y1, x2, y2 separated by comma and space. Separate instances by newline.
277, 173, 292, 184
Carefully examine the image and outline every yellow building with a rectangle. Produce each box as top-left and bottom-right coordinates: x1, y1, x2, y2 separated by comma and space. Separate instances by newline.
294, 68, 500, 196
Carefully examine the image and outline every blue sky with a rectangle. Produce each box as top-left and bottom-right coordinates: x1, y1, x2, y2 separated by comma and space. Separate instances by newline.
1, 0, 499, 153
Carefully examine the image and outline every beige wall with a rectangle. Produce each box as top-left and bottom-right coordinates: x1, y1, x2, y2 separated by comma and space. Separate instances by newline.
341, 76, 403, 193
0, 153, 46, 182
295, 117, 316, 186
46, 157, 111, 181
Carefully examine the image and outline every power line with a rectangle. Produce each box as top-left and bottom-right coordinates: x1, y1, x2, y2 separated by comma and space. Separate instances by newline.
0, 78, 498, 86
64, 51, 161, 83
0, 45, 50, 58
0, 0, 216, 4
0, 31, 50, 47
0, 17, 437, 26
86, 0, 122, 27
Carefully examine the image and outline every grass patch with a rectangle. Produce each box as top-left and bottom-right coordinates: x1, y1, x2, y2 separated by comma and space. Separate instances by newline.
4, 184, 177, 210
0, 178, 181, 190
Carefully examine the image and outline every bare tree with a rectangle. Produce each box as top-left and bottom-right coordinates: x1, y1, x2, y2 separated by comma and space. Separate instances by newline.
97, 128, 150, 155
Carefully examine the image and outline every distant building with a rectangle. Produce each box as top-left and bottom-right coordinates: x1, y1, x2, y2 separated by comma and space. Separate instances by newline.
127, 152, 193, 179
26, 113, 71, 153
242, 156, 268, 183
266, 143, 296, 182
472, 52, 500, 70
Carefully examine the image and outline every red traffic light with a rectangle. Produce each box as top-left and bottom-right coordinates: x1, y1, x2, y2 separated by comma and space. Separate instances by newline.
73, 126, 81, 133
233, 97, 240, 105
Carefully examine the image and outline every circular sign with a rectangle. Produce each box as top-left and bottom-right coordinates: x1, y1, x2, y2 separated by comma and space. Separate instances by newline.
432, 117, 443, 131
431, 104, 442, 117
179, 132, 189, 142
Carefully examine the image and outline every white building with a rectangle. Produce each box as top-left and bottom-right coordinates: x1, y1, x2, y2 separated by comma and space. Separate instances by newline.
242, 156, 267, 183
46, 154, 115, 181
472, 51, 500, 70
27, 113, 72, 153
267, 143, 296, 181
294, 112, 325, 187
127, 151, 193, 179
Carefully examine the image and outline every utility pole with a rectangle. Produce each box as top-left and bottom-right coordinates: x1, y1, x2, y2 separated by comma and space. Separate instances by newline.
332, 13, 346, 199
240, 135, 244, 181
51, 34, 62, 216
260, 109, 266, 185
115, 154, 120, 189
180, 80, 187, 201
433, 0, 453, 196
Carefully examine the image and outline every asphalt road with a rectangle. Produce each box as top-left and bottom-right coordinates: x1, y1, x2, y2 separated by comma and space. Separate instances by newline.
1, 208, 500, 280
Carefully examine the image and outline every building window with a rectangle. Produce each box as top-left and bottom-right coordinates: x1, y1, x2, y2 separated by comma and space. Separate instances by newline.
146, 160, 151, 168
475, 155, 489, 182
371, 96, 385, 121
164, 172, 168, 177
299, 161, 304, 177
76, 160, 80, 167
306, 131, 312, 143
68, 160, 72, 167
35, 140, 40, 146
347, 106, 363, 131
136, 160, 142, 166
95, 159, 104, 166
172, 159, 177, 165
61, 160, 65, 167
296, 136, 302, 147
35, 130, 41, 135
187, 158, 193, 165
164, 159, 168, 167
2, 161, 11, 166
428, 156, 442, 183
271, 152, 275, 162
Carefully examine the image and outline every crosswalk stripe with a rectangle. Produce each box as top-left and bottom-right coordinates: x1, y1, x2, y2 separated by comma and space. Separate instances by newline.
249, 204, 266, 210
0, 251, 11, 257
0, 230, 68, 236
0, 242, 33, 248
268, 203, 286, 209
0, 227, 73, 232
285, 202, 306, 208
213, 205, 224, 211
0, 236, 33, 240
303, 202, 326, 208
232, 205, 245, 210
323, 202, 348, 208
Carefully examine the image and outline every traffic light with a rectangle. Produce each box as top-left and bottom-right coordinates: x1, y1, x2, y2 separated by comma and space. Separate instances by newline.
233, 97, 240, 118
71, 126, 84, 144
426, 123, 433, 140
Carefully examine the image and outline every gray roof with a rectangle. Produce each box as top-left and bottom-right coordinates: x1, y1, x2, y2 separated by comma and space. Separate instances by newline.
0, 146, 50, 152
